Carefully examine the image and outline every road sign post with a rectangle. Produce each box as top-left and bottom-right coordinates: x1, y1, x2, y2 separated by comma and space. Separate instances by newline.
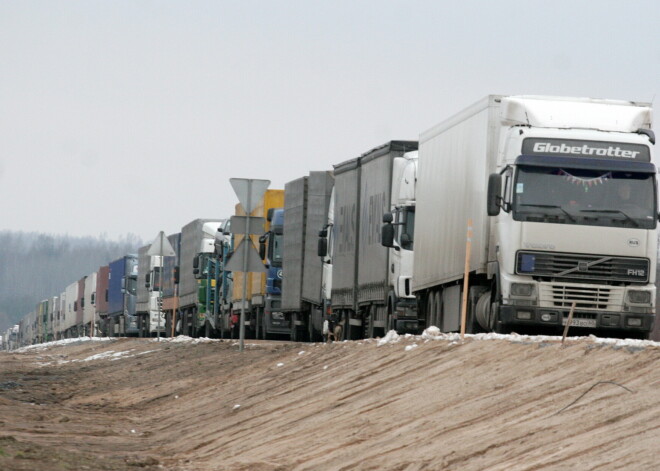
229, 178, 270, 352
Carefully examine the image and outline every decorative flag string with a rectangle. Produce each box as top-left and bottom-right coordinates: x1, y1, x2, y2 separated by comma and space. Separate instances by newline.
559, 170, 612, 192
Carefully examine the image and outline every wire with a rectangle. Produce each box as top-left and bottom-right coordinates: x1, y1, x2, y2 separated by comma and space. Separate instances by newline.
551, 381, 634, 416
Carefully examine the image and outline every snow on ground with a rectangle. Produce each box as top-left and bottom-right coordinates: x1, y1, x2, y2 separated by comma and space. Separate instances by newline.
152, 335, 224, 345
12, 330, 660, 359
14, 336, 114, 353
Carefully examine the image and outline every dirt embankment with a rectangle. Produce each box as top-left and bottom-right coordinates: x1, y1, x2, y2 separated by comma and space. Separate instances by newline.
0, 335, 658, 470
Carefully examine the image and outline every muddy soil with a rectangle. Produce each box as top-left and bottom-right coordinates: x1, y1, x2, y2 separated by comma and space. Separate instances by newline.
0, 335, 658, 470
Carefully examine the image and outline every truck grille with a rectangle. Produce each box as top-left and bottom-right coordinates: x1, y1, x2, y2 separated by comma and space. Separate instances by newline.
517, 251, 649, 283
539, 283, 624, 311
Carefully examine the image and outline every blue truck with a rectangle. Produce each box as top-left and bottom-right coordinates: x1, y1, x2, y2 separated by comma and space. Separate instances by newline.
107, 254, 139, 336
258, 208, 287, 338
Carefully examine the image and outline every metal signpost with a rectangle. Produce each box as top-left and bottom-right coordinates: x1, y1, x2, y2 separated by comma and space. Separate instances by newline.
147, 231, 176, 341
227, 178, 270, 352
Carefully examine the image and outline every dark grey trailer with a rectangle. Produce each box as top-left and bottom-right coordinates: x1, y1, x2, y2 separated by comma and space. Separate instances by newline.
332, 141, 418, 339
281, 171, 334, 341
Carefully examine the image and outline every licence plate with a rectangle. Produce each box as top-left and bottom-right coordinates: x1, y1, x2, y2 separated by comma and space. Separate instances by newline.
562, 317, 597, 328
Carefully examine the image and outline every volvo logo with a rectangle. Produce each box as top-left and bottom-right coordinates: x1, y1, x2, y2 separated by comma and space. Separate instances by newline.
628, 238, 640, 247
577, 262, 589, 272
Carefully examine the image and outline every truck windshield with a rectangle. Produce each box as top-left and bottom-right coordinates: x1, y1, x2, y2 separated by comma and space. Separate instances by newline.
271, 234, 283, 266
513, 167, 656, 229
126, 276, 137, 295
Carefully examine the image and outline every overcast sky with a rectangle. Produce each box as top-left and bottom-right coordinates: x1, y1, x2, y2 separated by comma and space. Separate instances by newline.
1, 0, 659, 241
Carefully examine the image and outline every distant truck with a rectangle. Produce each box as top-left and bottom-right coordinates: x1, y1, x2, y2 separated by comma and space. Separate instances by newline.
136, 244, 167, 337
329, 141, 419, 339
178, 219, 223, 337
281, 171, 334, 341
107, 254, 138, 336
212, 220, 234, 337
413, 95, 656, 339
62, 280, 79, 338
95, 265, 110, 334
258, 207, 286, 338
160, 233, 181, 337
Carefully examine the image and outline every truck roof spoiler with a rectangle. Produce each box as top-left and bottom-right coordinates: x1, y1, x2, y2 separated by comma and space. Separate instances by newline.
636, 128, 655, 145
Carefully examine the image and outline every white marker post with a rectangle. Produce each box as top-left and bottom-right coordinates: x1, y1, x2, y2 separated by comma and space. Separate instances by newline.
147, 231, 176, 341
460, 219, 473, 341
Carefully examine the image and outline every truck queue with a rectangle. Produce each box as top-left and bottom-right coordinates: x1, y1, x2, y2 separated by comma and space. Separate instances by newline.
5, 95, 657, 349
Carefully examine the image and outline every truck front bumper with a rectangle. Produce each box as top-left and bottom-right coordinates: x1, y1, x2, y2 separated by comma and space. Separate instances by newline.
393, 299, 418, 333
499, 305, 655, 334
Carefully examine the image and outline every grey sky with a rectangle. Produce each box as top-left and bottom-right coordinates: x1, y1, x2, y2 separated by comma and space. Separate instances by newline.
1, 0, 658, 241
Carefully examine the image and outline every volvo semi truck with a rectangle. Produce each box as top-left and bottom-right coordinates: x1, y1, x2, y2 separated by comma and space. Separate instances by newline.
414, 95, 656, 339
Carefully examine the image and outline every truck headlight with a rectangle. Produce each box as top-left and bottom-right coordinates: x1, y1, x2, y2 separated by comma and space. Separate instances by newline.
511, 283, 534, 296
627, 290, 651, 304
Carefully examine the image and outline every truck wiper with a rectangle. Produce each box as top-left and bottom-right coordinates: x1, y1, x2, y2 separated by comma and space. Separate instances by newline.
519, 204, 576, 222
580, 209, 639, 227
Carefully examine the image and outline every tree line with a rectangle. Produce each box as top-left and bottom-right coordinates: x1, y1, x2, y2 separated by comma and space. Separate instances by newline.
0, 231, 142, 332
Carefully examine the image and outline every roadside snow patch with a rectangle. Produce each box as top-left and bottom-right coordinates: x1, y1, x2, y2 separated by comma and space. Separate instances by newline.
377, 330, 400, 346
15, 337, 114, 353
422, 326, 441, 339
157, 336, 222, 344
405, 344, 418, 352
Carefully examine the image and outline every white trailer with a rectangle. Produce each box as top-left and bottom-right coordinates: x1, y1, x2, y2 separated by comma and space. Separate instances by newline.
63, 281, 79, 338
414, 95, 656, 338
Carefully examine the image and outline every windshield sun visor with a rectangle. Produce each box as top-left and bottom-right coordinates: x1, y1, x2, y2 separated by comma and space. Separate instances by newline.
515, 155, 656, 174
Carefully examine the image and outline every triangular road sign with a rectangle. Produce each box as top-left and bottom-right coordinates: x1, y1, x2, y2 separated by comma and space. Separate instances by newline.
230, 178, 270, 214
147, 231, 176, 257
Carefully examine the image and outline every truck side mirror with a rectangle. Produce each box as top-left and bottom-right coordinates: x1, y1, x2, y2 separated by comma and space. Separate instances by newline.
259, 240, 266, 260
382, 212, 393, 223
381, 223, 395, 248
318, 237, 328, 257
192, 256, 199, 269
487, 173, 502, 216
145, 273, 151, 288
